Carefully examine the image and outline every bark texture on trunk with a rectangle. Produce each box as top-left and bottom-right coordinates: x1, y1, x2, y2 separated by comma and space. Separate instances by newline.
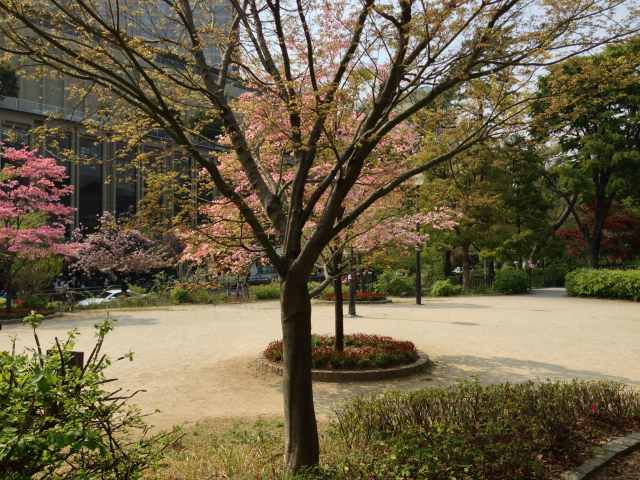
443, 250, 452, 277
281, 276, 319, 472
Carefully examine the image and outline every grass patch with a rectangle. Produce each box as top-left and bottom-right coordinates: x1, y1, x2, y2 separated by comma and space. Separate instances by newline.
148, 418, 291, 480
149, 381, 640, 480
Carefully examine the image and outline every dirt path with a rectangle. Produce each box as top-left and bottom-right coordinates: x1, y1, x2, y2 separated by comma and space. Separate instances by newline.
2, 289, 638, 430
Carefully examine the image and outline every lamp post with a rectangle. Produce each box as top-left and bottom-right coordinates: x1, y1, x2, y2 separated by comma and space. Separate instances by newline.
413, 173, 424, 305
348, 248, 357, 317
415, 222, 422, 305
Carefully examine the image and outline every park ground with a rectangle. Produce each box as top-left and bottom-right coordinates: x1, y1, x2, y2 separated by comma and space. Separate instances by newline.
1, 288, 639, 430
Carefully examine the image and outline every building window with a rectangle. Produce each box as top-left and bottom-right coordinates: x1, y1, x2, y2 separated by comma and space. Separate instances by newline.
78, 136, 103, 230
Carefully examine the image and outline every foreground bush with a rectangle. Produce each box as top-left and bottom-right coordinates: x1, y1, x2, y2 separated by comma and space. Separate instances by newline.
566, 269, 640, 301
251, 283, 281, 300
494, 268, 529, 294
430, 279, 462, 297
264, 334, 418, 370
150, 382, 640, 480
0, 313, 177, 479
326, 381, 640, 480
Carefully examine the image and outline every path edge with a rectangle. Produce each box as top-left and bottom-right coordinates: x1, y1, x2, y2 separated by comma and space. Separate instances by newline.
560, 431, 640, 480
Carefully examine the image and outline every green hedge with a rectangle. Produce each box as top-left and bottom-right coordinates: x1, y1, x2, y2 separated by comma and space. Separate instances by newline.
566, 269, 640, 301
494, 268, 529, 294
251, 283, 281, 300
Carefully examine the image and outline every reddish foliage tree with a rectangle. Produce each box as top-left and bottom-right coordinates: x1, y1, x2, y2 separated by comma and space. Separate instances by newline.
557, 204, 640, 263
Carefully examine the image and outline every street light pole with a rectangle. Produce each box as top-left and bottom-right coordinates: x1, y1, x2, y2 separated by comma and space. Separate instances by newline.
348, 248, 357, 317
415, 222, 422, 305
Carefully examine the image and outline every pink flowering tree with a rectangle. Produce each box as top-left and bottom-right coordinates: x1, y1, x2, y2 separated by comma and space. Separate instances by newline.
72, 213, 171, 289
0, 147, 76, 311
323, 205, 459, 352
3, 0, 634, 470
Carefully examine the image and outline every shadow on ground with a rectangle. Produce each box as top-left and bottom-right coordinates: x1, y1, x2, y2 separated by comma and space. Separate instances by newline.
36, 314, 160, 330
309, 354, 639, 416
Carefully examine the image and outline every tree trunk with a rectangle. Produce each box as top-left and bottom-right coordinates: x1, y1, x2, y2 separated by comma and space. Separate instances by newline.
5, 285, 12, 312
280, 275, 319, 472
443, 250, 452, 277
333, 273, 344, 352
587, 170, 612, 269
589, 239, 602, 268
484, 258, 495, 283
462, 244, 471, 290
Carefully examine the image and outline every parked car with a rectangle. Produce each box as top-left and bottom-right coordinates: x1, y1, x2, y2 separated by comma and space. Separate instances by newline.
77, 289, 125, 307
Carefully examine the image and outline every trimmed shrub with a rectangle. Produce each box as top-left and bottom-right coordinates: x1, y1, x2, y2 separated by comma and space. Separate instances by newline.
374, 271, 415, 297
0, 313, 177, 479
430, 279, 462, 297
326, 381, 640, 480
566, 268, 640, 301
170, 286, 189, 304
494, 268, 529, 294
264, 334, 418, 370
251, 283, 281, 300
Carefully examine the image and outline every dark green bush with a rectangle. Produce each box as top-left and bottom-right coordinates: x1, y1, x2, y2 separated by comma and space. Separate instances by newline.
170, 286, 189, 304
430, 279, 462, 297
494, 268, 529, 294
21, 294, 49, 310
374, 271, 415, 297
251, 283, 281, 300
566, 269, 640, 301
0, 313, 177, 479
324, 381, 640, 479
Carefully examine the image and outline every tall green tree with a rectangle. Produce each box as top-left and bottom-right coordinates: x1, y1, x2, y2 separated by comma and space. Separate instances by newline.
533, 39, 640, 267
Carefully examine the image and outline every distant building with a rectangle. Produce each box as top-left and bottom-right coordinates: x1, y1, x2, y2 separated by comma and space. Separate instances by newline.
0, 1, 235, 230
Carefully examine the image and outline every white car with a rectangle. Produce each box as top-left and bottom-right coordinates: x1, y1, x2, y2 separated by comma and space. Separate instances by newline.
77, 289, 124, 307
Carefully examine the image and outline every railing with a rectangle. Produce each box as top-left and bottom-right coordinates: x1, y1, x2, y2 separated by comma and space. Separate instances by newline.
595, 263, 640, 270
0, 96, 86, 122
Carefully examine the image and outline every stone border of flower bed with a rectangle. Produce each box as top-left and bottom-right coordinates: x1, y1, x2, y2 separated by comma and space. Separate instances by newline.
560, 431, 640, 480
258, 351, 430, 382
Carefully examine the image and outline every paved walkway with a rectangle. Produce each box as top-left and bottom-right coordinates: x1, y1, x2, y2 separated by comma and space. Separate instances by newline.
2, 289, 638, 429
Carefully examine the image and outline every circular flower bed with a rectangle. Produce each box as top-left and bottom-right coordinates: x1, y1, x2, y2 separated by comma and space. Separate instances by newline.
264, 334, 419, 370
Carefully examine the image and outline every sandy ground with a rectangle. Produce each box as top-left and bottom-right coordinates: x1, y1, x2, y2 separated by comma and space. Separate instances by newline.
2, 288, 639, 430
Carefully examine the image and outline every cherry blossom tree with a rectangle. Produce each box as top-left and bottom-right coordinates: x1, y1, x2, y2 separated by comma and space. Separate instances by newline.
0, 147, 76, 311
1, 0, 637, 470
321, 205, 459, 352
72, 213, 171, 288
